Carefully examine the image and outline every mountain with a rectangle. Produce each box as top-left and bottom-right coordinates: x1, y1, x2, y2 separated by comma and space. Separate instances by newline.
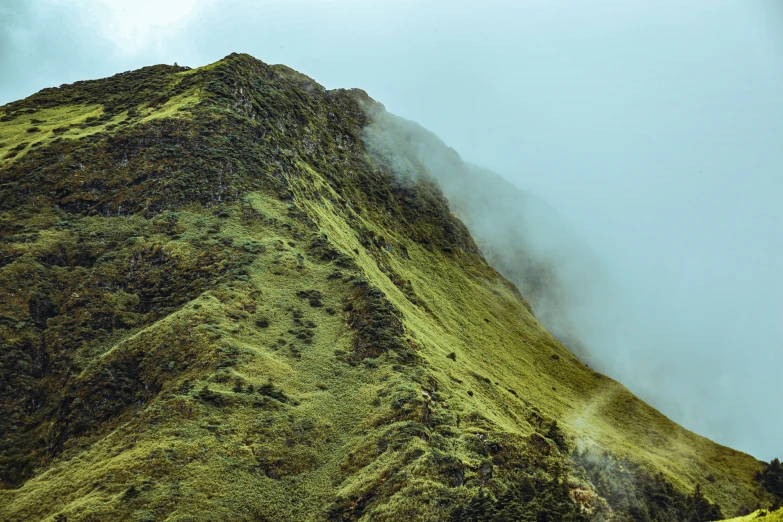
0, 53, 774, 521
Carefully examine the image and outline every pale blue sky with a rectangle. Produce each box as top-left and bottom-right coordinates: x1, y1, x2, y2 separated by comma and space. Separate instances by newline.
1, 0, 781, 461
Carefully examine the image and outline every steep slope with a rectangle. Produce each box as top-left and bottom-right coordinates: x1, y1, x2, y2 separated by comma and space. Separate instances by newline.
0, 53, 771, 521
362, 110, 621, 365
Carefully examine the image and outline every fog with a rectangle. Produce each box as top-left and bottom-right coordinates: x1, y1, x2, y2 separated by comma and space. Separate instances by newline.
1, 0, 781, 461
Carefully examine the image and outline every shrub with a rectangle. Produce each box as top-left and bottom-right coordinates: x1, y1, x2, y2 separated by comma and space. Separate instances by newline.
758, 458, 783, 501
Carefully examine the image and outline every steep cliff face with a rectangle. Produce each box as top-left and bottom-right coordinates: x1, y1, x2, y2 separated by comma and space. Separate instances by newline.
0, 53, 770, 521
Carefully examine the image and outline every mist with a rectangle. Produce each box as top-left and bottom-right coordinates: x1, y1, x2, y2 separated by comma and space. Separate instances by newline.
1, 0, 781, 461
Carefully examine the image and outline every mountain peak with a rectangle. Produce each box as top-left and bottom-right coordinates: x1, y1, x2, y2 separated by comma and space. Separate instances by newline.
0, 54, 775, 521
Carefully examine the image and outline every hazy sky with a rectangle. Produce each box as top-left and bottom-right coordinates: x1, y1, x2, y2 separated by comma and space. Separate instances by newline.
1, 0, 781, 461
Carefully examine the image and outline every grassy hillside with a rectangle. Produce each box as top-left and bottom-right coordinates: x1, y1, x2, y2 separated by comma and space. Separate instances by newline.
718, 509, 783, 522
362, 111, 609, 363
0, 53, 772, 521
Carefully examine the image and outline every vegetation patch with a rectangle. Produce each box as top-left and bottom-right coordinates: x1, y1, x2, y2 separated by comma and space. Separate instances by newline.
573, 448, 725, 521
343, 283, 408, 362
758, 458, 783, 507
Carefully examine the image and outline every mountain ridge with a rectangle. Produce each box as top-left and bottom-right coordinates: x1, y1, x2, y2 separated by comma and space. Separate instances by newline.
0, 52, 773, 521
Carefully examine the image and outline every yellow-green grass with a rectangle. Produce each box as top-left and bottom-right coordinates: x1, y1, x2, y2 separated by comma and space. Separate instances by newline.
0, 90, 200, 166
0, 104, 104, 163
718, 508, 783, 521
138, 90, 201, 123
0, 192, 388, 519
289, 160, 766, 514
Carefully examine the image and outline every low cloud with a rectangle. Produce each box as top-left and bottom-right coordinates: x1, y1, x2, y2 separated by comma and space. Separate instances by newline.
362, 105, 783, 461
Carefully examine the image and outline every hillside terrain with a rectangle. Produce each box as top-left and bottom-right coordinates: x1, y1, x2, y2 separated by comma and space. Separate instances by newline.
0, 53, 775, 521
362, 110, 618, 365
716, 509, 783, 522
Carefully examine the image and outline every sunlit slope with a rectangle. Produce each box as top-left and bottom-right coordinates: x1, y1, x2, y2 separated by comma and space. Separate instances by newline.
0, 53, 769, 521
0, 64, 200, 166
718, 509, 783, 522
363, 109, 625, 366
357, 100, 769, 514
